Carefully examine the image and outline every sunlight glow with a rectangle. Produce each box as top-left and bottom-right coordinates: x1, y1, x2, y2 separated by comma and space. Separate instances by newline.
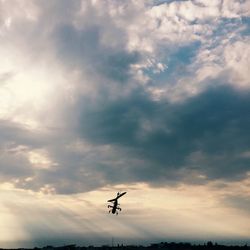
28, 150, 58, 170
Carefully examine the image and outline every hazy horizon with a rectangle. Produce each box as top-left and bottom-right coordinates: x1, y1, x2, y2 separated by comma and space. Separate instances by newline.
1, 237, 250, 249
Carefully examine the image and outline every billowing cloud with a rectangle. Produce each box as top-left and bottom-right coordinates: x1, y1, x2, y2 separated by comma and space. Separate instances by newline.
0, 0, 250, 194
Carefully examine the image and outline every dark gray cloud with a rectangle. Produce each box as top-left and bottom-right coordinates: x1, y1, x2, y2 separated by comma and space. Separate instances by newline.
0, 120, 47, 147
53, 23, 139, 84
76, 85, 250, 186
0, 121, 34, 180
3, 85, 250, 194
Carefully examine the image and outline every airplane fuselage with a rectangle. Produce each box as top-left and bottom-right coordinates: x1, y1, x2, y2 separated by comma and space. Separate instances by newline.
112, 199, 118, 214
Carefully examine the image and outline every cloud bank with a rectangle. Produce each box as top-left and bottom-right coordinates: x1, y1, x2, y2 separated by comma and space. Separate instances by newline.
0, 0, 250, 195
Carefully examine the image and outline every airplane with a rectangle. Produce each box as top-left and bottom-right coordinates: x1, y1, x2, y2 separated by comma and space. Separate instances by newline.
107, 192, 127, 215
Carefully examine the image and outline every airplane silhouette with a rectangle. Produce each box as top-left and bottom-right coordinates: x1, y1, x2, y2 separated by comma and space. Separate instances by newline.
107, 192, 127, 215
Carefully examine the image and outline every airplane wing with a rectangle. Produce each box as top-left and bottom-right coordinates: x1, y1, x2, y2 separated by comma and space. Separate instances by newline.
117, 192, 126, 199
107, 198, 116, 202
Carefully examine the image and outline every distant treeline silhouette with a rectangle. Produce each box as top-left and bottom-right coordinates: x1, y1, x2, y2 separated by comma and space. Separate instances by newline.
1, 242, 249, 250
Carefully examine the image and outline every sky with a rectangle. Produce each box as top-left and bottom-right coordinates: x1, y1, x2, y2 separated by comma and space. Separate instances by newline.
0, 0, 250, 248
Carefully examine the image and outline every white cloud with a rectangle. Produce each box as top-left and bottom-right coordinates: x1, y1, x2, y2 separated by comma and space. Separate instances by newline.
28, 149, 58, 170
224, 39, 250, 89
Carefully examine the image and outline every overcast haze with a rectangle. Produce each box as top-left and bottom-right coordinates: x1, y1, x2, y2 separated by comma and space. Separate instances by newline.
0, 0, 250, 247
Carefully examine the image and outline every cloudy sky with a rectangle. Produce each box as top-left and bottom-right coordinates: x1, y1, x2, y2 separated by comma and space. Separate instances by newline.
0, 0, 250, 247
